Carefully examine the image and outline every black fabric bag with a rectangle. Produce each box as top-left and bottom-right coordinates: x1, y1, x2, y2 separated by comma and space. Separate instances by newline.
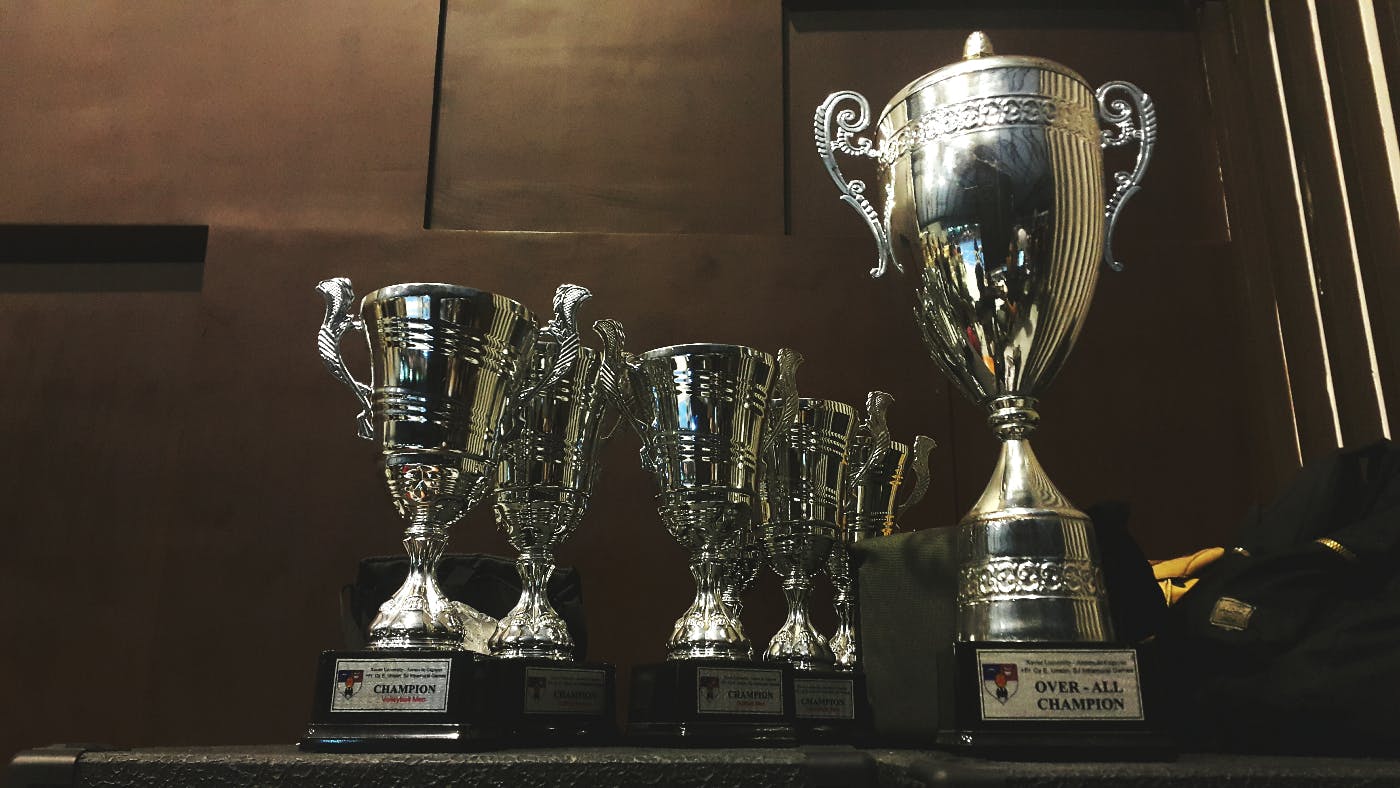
1162, 440, 1400, 755
339, 553, 588, 660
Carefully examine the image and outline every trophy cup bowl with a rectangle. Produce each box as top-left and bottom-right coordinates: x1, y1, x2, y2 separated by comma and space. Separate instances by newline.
815, 32, 1155, 644
490, 344, 610, 660
317, 279, 589, 652
760, 398, 859, 670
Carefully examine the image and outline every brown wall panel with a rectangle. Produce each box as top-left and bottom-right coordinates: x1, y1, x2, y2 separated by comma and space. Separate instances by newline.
0, 1, 439, 230
429, 0, 786, 233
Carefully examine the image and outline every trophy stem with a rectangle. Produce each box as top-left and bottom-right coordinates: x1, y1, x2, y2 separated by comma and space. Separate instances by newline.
369, 523, 463, 650
957, 429, 1115, 643
490, 551, 573, 661
667, 552, 750, 662
765, 577, 833, 671
830, 578, 857, 670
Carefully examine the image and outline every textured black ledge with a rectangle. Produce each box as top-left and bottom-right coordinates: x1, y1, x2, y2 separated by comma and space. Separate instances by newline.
9, 745, 1400, 788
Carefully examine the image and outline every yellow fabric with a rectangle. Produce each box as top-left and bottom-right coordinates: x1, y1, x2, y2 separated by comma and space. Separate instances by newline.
1150, 546, 1226, 607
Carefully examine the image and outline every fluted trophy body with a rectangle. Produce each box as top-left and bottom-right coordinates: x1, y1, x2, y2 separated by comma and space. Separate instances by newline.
827, 393, 934, 669
638, 345, 779, 661
816, 32, 1155, 644
761, 398, 857, 671
595, 321, 801, 663
491, 344, 610, 660
318, 279, 590, 653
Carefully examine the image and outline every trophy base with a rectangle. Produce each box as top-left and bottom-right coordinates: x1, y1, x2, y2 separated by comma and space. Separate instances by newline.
791, 668, 869, 743
473, 658, 617, 744
626, 660, 797, 746
936, 641, 1174, 761
300, 650, 492, 752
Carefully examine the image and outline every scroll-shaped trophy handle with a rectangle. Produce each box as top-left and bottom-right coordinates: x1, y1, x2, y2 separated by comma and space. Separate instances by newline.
894, 434, 936, 528
760, 348, 805, 462
851, 390, 895, 484
1096, 81, 1157, 272
316, 277, 374, 440
815, 91, 898, 278
593, 318, 650, 438
518, 283, 591, 401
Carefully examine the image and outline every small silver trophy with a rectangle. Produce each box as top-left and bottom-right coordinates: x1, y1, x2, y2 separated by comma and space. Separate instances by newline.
597, 320, 800, 662
490, 338, 613, 660
827, 392, 934, 670
316, 279, 589, 653
760, 397, 859, 671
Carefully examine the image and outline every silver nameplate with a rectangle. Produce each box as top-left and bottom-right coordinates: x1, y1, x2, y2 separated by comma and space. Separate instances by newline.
794, 677, 855, 720
696, 667, 784, 715
523, 667, 607, 715
976, 649, 1144, 721
329, 658, 452, 713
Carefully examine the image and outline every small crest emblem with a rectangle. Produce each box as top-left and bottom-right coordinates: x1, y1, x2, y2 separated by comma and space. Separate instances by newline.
699, 675, 721, 701
982, 663, 1018, 704
336, 669, 364, 699
526, 675, 548, 701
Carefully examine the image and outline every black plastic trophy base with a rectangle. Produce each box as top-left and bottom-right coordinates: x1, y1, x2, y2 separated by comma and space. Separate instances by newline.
473, 658, 617, 744
626, 660, 797, 746
790, 668, 869, 743
936, 641, 1174, 761
301, 650, 491, 753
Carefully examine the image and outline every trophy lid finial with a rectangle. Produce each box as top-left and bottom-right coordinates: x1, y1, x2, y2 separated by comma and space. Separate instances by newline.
963, 31, 994, 60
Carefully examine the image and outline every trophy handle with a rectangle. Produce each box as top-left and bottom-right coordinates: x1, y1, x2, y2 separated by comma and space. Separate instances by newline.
815, 91, 898, 278
315, 277, 374, 440
851, 390, 895, 483
761, 348, 805, 462
1096, 81, 1157, 272
895, 434, 936, 526
519, 283, 591, 401
593, 318, 650, 441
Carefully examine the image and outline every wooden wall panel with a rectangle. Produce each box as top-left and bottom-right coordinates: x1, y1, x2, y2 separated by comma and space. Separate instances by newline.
0, 1, 439, 231
428, 0, 786, 233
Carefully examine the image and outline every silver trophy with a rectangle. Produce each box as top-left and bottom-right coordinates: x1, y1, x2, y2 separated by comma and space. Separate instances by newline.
597, 320, 800, 661
489, 337, 612, 660
816, 32, 1155, 643
760, 397, 859, 671
317, 279, 589, 652
827, 392, 935, 669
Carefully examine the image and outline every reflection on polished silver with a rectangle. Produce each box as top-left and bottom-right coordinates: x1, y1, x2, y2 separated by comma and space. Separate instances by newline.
762, 397, 857, 671
317, 278, 588, 652
719, 522, 764, 657
815, 32, 1155, 644
827, 393, 935, 669
490, 321, 611, 660
598, 320, 800, 661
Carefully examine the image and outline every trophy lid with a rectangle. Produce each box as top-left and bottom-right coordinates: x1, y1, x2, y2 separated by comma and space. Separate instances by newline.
879, 31, 1090, 122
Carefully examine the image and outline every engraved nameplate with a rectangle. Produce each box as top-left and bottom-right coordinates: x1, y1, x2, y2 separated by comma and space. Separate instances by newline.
329, 658, 452, 713
695, 667, 784, 715
523, 667, 607, 715
976, 649, 1143, 721
794, 677, 855, 720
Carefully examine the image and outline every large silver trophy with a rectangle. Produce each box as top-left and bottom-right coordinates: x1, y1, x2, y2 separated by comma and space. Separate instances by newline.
815, 31, 1154, 645
490, 339, 612, 660
827, 392, 934, 669
760, 397, 857, 671
597, 322, 800, 662
317, 279, 589, 652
